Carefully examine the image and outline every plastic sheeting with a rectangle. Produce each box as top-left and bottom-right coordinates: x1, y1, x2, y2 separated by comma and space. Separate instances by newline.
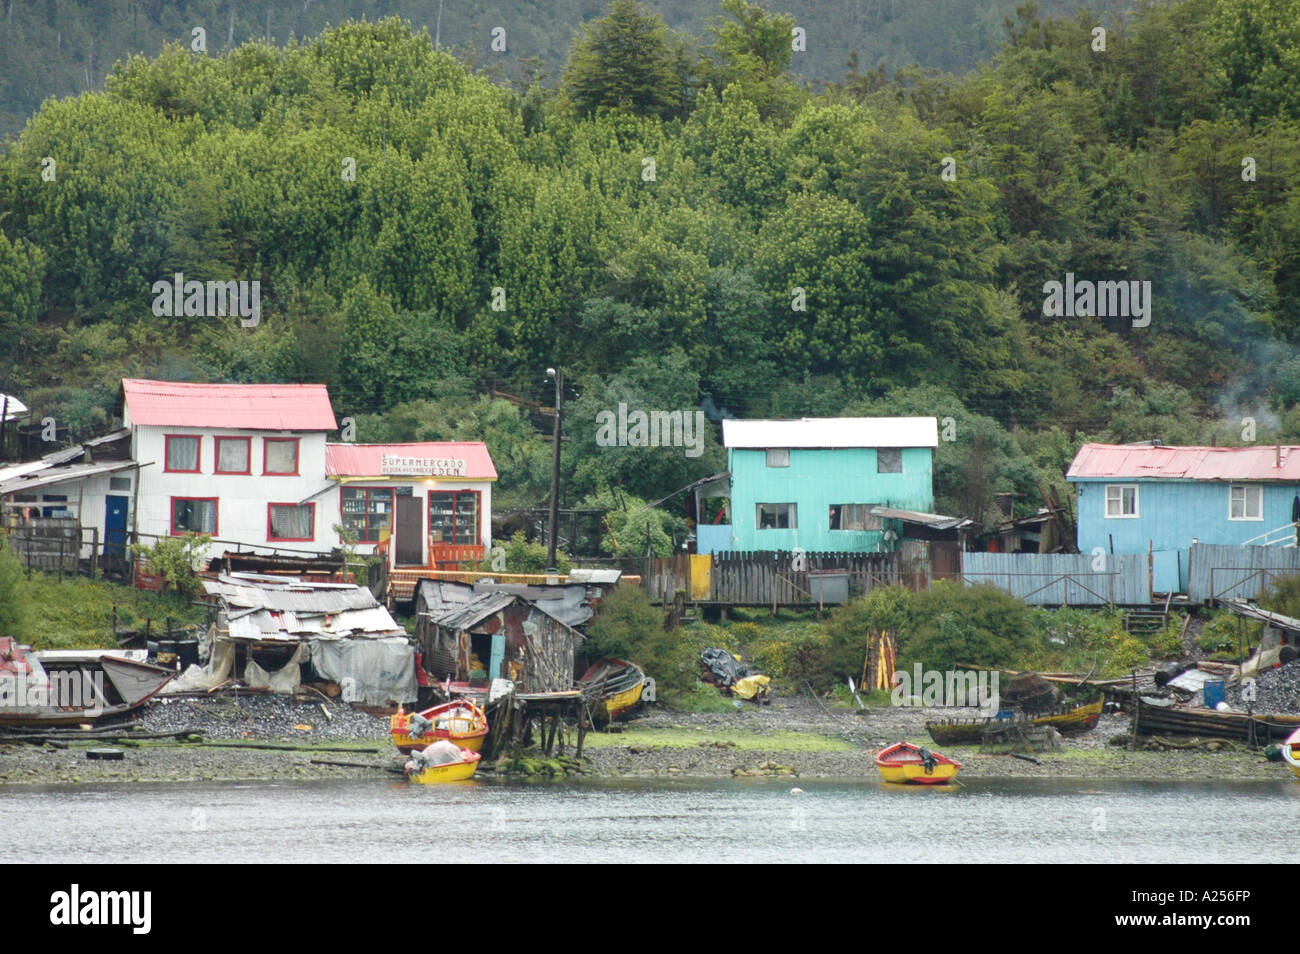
245, 642, 307, 694
309, 636, 417, 706
160, 638, 234, 693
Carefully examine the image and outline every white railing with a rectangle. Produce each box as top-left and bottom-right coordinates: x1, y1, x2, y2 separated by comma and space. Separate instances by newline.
1241, 523, 1299, 547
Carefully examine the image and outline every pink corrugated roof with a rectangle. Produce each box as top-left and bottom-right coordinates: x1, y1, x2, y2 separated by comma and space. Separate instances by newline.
326, 442, 497, 480
1068, 443, 1300, 481
123, 379, 336, 431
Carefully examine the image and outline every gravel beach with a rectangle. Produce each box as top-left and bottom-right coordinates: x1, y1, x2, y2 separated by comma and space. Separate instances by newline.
0, 690, 1287, 786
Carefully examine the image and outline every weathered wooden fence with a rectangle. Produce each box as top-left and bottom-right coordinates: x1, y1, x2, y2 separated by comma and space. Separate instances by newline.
7, 519, 92, 575
643, 550, 898, 606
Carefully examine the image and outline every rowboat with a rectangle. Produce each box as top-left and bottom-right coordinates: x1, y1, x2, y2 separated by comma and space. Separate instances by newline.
1134, 695, 1300, 742
390, 699, 489, 754
1033, 698, 1103, 735
927, 699, 1103, 746
1283, 727, 1300, 780
580, 658, 649, 723
405, 748, 481, 784
925, 719, 986, 746
0, 639, 174, 728
874, 741, 961, 785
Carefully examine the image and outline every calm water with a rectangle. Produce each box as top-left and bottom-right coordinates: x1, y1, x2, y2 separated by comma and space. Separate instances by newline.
2, 777, 1296, 863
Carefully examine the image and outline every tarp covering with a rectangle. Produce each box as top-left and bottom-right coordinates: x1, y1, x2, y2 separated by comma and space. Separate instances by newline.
732, 674, 771, 701
245, 642, 306, 694
160, 637, 234, 694
309, 636, 417, 706
700, 648, 759, 688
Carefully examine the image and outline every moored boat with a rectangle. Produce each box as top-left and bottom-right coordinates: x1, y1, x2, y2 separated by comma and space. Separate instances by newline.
390, 699, 489, 754
1283, 727, 1300, 780
874, 741, 961, 785
404, 746, 481, 784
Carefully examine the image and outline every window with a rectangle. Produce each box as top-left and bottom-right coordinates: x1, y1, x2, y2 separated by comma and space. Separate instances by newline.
263, 438, 300, 475
756, 503, 797, 529
830, 504, 883, 531
108, 476, 132, 491
41, 494, 70, 518
268, 503, 315, 541
1105, 484, 1139, 518
214, 436, 251, 475
766, 448, 790, 468
429, 491, 481, 544
1229, 484, 1262, 520
341, 487, 394, 543
164, 435, 201, 473
171, 497, 217, 535
877, 448, 902, 474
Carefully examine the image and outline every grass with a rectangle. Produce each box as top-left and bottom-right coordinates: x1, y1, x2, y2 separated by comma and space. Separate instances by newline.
11, 569, 208, 649
581, 726, 855, 752
662, 682, 741, 713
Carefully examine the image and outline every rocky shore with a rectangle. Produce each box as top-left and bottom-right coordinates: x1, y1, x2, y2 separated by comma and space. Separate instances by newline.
0, 691, 1288, 786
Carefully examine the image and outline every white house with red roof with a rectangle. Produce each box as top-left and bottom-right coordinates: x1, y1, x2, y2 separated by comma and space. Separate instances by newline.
325, 442, 496, 568
122, 378, 339, 557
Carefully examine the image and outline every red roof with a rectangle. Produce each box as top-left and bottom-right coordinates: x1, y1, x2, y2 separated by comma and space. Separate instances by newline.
1068, 443, 1300, 482
122, 379, 336, 431
326, 442, 497, 480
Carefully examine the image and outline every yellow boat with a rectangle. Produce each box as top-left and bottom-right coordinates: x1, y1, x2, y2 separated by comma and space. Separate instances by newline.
1283, 727, 1300, 780
580, 658, 649, 723
390, 700, 489, 754
405, 748, 481, 784
874, 741, 961, 785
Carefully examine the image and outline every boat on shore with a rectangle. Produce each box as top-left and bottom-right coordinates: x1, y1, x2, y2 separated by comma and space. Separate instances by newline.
0, 639, 174, 728
405, 747, 481, 784
874, 741, 961, 785
1133, 695, 1300, 743
579, 658, 650, 723
390, 699, 489, 754
927, 698, 1103, 745
1282, 727, 1300, 780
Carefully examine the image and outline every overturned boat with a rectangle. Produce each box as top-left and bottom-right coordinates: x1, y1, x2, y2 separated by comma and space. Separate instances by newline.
0, 639, 174, 728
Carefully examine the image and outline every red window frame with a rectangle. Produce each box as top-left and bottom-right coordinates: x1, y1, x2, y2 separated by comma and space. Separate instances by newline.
170, 497, 218, 536
163, 434, 202, 474
263, 437, 300, 476
213, 436, 252, 475
428, 489, 482, 546
267, 502, 316, 542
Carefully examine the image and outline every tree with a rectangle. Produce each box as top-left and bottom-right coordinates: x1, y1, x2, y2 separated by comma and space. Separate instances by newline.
563, 1, 685, 121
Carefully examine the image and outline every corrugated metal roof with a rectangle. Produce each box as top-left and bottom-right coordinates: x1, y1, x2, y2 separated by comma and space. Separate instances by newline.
433, 592, 518, 632
722, 417, 938, 449
869, 507, 974, 530
203, 576, 382, 613
1068, 443, 1300, 481
0, 460, 136, 496
123, 379, 336, 431
325, 442, 497, 480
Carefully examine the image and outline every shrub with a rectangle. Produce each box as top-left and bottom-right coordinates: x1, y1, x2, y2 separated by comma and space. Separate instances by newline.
583, 585, 694, 692
481, 531, 572, 574
1197, 612, 1238, 655
751, 627, 831, 689
130, 534, 211, 598
901, 582, 1032, 671
821, 585, 912, 682
0, 535, 27, 638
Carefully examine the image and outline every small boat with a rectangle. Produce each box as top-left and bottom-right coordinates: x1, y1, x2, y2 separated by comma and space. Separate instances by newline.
0, 638, 174, 728
1283, 727, 1300, 780
390, 699, 489, 754
925, 718, 986, 746
405, 748, 481, 784
874, 741, 961, 785
580, 658, 650, 723
1032, 698, 1103, 735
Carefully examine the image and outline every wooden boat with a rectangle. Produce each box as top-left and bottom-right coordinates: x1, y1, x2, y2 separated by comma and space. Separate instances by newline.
1032, 698, 1103, 735
405, 748, 481, 784
390, 699, 488, 754
580, 658, 648, 723
1134, 695, 1300, 743
1282, 727, 1300, 780
874, 741, 961, 785
925, 718, 986, 746
0, 639, 174, 728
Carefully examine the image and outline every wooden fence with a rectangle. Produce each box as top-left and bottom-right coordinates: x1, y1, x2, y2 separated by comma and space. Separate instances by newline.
643, 550, 898, 607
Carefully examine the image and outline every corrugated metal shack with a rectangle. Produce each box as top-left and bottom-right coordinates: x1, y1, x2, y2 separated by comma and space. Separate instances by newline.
187, 573, 418, 705
414, 579, 587, 692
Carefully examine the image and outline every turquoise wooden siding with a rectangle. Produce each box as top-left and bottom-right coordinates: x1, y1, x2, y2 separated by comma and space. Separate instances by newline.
727, 446, 933, 553
1073, 478, 1300, 593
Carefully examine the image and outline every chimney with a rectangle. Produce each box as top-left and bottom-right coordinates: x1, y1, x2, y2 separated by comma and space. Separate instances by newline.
1277, 444, 1282, 469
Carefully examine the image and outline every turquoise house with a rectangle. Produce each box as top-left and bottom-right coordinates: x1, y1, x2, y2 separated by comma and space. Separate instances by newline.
696, 417, 939, 555
1067, 443, 1300, 593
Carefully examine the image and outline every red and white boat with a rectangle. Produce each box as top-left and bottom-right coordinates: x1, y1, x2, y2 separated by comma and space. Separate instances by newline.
874, 741, 961, 785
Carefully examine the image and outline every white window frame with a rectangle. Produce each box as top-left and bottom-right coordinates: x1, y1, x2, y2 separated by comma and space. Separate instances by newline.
756, 503, 797, 530
1228, 483, 1263, 521
1105, 484, 1139, 518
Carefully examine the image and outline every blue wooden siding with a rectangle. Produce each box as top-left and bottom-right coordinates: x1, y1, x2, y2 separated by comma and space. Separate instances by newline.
727, 446, 933, 553
1072, 479, 1300, 593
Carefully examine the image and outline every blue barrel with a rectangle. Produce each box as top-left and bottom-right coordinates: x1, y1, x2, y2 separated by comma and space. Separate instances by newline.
1203, 681, 1225, 709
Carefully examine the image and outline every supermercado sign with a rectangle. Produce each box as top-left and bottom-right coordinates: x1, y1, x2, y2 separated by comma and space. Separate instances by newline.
381, 455, 467, 477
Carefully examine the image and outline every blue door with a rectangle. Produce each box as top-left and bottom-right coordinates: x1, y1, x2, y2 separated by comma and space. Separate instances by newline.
104, 495, 128, 571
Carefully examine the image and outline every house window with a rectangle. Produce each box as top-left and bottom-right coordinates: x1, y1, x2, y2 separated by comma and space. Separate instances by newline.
171, 497, 217, 535
108, 476, 132, 491
41, 494, 70, 518
214, 436, 252, 475
766, 448, 790, 468
830, 504, 882, 531
1105, 484, 1139, 518
164, 435, 201, 473
757, 503, 797, 529
877, 448, 902, 474
341, 486, 394, 543
429, 490, 481, 545
268, 503, 315, 541
263, 438, 300, 475
1229, 484, 1262, 521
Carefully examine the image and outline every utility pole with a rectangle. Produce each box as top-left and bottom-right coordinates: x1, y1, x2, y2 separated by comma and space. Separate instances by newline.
546, 367, 563, 571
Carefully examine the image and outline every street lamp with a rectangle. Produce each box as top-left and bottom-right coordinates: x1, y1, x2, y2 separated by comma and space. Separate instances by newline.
546, 367, 563, 572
